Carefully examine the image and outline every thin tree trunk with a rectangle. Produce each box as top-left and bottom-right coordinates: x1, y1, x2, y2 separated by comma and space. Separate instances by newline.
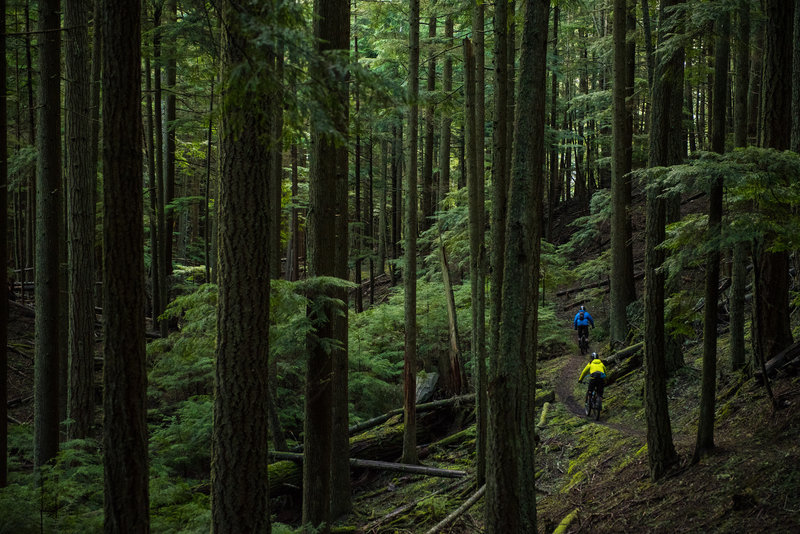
488, 0, 509, 489
34, 0, 62, 471
610, 0, 637, 345
438, 17, 453, 205
102, 0, 149, 528
0, 0, 8, 489
731, 0, 750, 373
153, 6, 168, 337
547, 5, 559, 241
422, 16, 436, 232
402, 0, 420, 467
792, 0, 800, 153
204, 76, 215, 283
464, 37, 484, 485
694, 10, 729, 463
163, 0, 177, 277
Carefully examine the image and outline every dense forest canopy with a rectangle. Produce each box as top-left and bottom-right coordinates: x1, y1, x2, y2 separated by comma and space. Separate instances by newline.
1, 0, 800, 532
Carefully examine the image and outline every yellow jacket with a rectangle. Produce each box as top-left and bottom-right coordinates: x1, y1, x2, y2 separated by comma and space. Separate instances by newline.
578, 359, 607, 382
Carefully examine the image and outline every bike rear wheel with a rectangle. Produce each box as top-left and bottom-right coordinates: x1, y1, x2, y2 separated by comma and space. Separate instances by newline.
594, 397, 601, 420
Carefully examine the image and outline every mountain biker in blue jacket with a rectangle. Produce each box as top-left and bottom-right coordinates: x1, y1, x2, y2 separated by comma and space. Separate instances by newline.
573, 305, 594, 344
578, 352, 607, 403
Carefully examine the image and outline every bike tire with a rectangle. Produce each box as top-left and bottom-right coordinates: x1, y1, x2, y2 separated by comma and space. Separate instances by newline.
594, 401, 601, 420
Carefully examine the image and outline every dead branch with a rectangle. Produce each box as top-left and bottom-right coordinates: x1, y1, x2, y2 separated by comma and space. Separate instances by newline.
423, 484, 486, 534
269, 451, 467, 478
348, 394, 475, 435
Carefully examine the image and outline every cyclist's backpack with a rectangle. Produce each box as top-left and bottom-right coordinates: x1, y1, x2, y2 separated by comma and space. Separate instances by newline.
579, 312, 585, 320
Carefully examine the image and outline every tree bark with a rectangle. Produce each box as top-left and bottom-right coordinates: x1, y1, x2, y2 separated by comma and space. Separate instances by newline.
211, 3, 273, 532
756, 0, 794, 363
438, 17, 453, 205
65, 0, 95, 441
402, 0, 420, 467
610, 0, 637, 345
487, 1, 548, 531
793, 0, 800, 152
34, 0, 62, 471
694, 10, 729, 462
643, 0, 682, 481
422, 16, 436, 232
0, 0, 8, 489
101, 0, 149, 529
163, 0, 177, 277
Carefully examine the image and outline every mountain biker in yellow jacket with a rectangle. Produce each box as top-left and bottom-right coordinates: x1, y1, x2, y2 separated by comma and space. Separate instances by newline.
578, 352, 607, 401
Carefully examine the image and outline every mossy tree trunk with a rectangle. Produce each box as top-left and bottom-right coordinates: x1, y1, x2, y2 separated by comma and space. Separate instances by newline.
643, 0, 682, 481
101, 0, 149, 528
487, 1, 548, 531
211, 3, 273, 532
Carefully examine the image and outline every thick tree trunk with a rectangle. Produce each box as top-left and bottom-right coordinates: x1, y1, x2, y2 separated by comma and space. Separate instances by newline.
643, 0, 682, 481
487, 1, 549, 531
101, 0, 149, 529
547, 6, 559, 241
211, 4, 273, 533
756, 0, 794, 362
65, 0, 95, 440
402, 0, 420, 467
34, 0, 62, 471
793, 0, 800, 152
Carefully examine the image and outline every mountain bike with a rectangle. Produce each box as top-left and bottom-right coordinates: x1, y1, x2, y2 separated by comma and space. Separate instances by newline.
578, 332, 589, 355
582, 382, 602, 420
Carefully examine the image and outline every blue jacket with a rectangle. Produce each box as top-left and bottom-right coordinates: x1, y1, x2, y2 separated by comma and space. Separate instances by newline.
574, 311, 594, 329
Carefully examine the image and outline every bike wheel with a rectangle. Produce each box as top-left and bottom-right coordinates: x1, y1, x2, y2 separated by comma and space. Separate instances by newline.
584, 398, 591, 417
594, 399, 601, 420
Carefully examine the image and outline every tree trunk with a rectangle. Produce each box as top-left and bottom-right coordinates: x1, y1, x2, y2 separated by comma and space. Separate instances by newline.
756, 0, 794, 362
694, 10, 729, 462
211, 4, 273, 533
547, 5, 559, 242
610, 0, 637, 345
734, 0, 750, 150
792, 0, 800, 153
163, 0, 177, 277
402, 0, 420, 467
438, 16, 453, 205
153, 6, 168, 337
643, 0, 682, 481
34, 0, 62, 471
331, 7, 352, 517
422, 16, 436, 232
0, 0, 7, 489
488, 0, 509, 488
101, 0, 149, 529
65, 0, 95, 440
487, 1, 548, 531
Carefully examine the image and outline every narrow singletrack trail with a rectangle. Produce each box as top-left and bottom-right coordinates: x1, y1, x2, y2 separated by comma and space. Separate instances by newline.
554, 349, 646, 439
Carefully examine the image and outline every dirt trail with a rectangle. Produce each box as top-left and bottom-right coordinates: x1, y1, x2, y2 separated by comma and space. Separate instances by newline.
554, 349, 646, 439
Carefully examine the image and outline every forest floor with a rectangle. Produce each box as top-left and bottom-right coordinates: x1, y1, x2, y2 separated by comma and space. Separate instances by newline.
341, 325, 800, 534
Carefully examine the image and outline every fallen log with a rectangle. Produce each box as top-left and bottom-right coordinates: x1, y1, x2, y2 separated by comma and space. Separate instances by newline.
557, 272, 644, 298
423, 484, 485, 534
606, 351, 643, 387
537, 402, 551, 429
359, 484, 452, 534
348, 394, 475, 436
754, 341, 800, 382
604, 342, 643, 366
270, 400, 473, 496
553, 508, 579, 534
269, 451, 467, 478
